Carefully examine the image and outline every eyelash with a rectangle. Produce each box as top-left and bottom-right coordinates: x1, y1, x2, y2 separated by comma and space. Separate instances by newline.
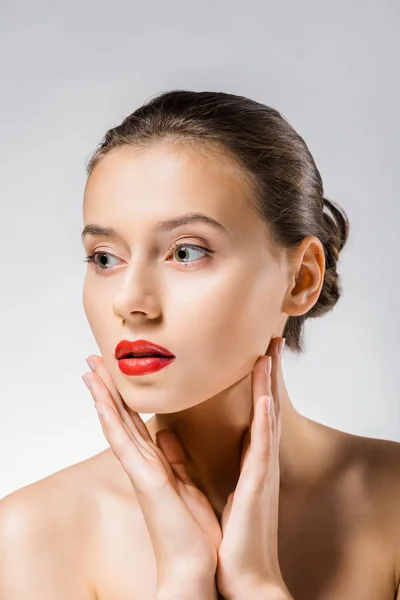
83, 242, 215, 275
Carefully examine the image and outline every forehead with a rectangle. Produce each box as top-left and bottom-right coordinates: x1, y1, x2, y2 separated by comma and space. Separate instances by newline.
85, 141, 250, 208
83, 141, 272, 249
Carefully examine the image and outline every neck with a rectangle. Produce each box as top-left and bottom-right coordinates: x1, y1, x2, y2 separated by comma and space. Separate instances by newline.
149, 358, 329, 519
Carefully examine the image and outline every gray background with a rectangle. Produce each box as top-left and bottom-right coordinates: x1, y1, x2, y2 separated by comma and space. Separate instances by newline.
1, 0, 398, 499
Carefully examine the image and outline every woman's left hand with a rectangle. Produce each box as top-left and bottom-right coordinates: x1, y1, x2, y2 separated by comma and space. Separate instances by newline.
216, 336, 292, 600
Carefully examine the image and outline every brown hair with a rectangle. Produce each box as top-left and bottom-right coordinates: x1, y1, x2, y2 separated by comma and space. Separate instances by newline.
85, 89, 350, 354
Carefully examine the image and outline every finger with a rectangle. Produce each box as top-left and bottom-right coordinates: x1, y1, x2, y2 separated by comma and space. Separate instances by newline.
86, 355, 150, 440
89, 372, 178, 476
220, 491, 234, 531
240, 342, 275, 473
156, 432, 222, 549
155, 430, 195, 486
84, 373, 138, 443
86, 355, 153, 443
270, 339, 283, 424
249, 337, 285, 470
248, 337, 278, 426
94, 400, 152, 463
239, 429, 250, 472
250, 357, 274, 476
243, 349, 270, 464
94, 399, 177, 497
254, 336, 282, 424
86, 381, 210, 569
239, 349, 278, 490
95, 402, 205, 564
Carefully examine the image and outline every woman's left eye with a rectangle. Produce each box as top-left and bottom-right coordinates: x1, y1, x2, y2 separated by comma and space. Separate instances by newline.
83, 243, 215, 275
168, 242, 215, 264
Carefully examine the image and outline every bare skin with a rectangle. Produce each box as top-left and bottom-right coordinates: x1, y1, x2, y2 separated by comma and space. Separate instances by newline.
1, 395, 400, 599
1, 141, 399, 599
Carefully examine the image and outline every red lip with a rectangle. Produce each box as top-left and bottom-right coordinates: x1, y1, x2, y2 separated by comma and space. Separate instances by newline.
117, 355, 175, 376
115, 339, 175, 360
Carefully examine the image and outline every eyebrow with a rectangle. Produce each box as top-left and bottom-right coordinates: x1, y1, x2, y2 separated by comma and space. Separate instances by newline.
80, 212, 232, 243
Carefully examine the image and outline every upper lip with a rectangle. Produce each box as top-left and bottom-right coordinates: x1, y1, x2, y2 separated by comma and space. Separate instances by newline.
115, 339, 175, 359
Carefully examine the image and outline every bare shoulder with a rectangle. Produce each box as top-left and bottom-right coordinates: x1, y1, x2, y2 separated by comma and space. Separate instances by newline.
337, 430, 400, 585
0, 450, 112, 599
347, 432, 400, 500
331, 428, 400, 508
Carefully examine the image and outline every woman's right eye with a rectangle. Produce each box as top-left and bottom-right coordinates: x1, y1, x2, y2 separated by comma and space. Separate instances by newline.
83, 252, 120, 275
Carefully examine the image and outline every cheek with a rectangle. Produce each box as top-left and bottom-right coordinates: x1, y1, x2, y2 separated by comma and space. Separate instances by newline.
192, 269, 278, 359
163, 272, 279, 405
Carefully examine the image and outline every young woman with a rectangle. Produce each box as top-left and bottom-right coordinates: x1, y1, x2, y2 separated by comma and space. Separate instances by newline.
1, 90, 399, 600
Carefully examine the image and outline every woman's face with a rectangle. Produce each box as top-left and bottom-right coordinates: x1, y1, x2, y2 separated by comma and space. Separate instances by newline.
82, 141, 290, 413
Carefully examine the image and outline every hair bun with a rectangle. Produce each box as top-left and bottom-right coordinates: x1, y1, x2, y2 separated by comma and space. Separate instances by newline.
322, 196, 349, 263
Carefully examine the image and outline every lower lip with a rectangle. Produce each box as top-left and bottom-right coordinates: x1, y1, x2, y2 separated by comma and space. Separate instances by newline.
117, 356, 175, 376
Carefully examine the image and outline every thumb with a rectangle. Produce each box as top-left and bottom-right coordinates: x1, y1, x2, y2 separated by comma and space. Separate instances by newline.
156, 429, 195, 485
221, 491, 234, 532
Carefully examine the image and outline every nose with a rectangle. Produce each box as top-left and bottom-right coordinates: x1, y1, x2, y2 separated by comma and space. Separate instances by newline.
112, 258, 161, 322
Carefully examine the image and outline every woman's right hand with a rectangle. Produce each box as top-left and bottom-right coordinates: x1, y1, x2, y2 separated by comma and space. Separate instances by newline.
82, 355, 222, 596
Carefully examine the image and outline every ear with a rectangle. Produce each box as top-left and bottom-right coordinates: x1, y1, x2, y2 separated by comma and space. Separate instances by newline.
283, 235, 325, 317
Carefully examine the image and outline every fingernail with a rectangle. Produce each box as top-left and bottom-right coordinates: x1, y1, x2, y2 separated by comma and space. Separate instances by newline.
265, 356, 272, 375
265, 395, 272, 413
278, 338, 286, 356
82, 374, 92, 390
86, 357, 96, 371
